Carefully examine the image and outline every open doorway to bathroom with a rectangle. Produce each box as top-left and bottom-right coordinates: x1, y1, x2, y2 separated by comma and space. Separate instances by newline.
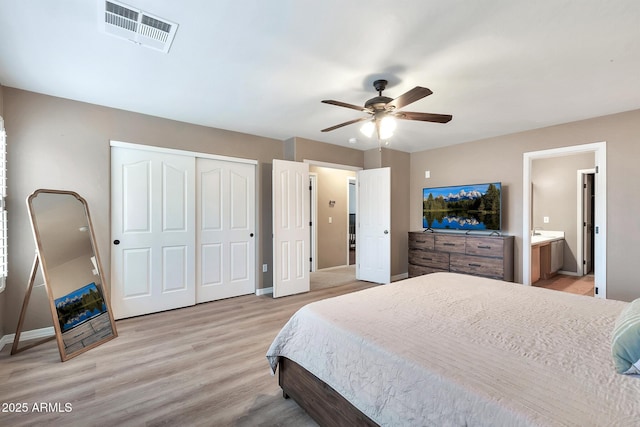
523, 142, 606, 298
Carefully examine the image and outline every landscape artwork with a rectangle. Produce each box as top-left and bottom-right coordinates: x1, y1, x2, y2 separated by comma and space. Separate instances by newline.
423, 183, 501, 231
54, 282, 107, 333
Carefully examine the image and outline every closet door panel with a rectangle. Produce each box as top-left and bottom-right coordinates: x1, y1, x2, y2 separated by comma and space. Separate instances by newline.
111, 147, 196, 319
196, 158, 255, 303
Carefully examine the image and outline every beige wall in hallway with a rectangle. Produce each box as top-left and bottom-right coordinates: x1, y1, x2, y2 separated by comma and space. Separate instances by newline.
410, 108, 640, 302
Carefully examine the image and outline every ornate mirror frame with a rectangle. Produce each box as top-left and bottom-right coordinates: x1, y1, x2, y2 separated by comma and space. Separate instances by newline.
13, 189, 117, 361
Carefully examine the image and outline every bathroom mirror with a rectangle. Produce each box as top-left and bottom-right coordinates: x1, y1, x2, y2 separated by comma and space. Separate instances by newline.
16, 189, 117, 361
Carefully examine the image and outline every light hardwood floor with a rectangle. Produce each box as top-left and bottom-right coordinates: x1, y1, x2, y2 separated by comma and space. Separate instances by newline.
0, 281, 376, 427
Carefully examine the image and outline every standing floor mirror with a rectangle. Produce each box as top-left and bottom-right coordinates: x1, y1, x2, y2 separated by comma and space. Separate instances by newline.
12, 189, 117, 361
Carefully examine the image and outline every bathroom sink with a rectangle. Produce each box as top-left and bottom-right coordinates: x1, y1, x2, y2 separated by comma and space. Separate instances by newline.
531, 231, 564, 245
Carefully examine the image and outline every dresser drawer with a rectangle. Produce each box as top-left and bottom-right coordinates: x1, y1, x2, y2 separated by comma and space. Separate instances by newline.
409, 263, 448, 278
450, 254, 503, 279
408, 232, 435, 250
409, 249, 449, 269
434, 235, 465, 254
465, 237, 504, 258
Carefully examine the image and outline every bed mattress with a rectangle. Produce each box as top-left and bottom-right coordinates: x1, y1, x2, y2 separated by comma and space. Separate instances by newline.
267, 272, 640, 426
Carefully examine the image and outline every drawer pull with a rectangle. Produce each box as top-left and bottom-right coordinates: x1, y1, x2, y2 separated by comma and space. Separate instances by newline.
416, 240, 426, 243
422, 257, 433, 261
477, 245, 491, 249
468, 263, 482, 267
443, 242, 456, 246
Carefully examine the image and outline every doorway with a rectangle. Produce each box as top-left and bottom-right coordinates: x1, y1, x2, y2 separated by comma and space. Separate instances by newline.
577, 169, 595, 277
523, 142, 606, 298
306, 161, 360, 290
348, 177, 356, 266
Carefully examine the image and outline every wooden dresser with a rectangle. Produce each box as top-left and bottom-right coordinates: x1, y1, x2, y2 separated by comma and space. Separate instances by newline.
408, 231, 514, 282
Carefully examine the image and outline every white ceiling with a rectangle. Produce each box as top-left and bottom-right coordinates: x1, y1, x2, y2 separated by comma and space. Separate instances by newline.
1, 0, 639, 153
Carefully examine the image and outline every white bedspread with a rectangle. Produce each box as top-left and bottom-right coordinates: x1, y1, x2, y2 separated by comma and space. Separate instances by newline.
266, 272, 640, 426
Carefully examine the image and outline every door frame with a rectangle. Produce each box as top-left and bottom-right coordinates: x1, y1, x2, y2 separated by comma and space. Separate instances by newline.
522, 142, 606, 297
576, 168, 596, 277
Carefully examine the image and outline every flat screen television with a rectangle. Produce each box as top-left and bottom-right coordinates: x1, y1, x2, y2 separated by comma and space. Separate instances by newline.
422, 182, 502, 231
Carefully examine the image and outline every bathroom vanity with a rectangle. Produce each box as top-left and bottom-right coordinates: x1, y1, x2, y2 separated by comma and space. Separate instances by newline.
531, 231, 564, 283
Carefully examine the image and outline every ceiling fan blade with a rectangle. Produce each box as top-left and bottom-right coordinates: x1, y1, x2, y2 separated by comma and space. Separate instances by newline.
322, 99, 368, 112
321, 117, 370, 132
386, 87, 433, 110
395, 111, 453, 123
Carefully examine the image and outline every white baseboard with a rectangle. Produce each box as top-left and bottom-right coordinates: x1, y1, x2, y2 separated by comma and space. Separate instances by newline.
0, 326, 55, 350
255, 287, 273, 296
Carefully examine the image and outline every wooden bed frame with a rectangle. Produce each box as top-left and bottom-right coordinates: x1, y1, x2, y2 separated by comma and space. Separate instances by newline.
278, 357, 378, 426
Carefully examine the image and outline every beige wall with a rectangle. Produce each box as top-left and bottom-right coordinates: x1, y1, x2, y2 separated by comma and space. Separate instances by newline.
3, 88, 284, 332
410, 108, 640, 302
532, 153, 594, 272
310, 166, 356, 269
382, 149, 410, 278
292, 137, 364, 168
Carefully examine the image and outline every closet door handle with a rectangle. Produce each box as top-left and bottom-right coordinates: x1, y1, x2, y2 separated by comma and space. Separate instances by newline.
250, 233, 254, 237
113, 240, 120, 245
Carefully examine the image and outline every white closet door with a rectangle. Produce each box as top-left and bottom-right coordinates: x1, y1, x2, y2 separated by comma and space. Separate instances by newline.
272, 159, 309, 298
357, 167, 390, 284
111, 147, 196, 319
196, 158, 255, 303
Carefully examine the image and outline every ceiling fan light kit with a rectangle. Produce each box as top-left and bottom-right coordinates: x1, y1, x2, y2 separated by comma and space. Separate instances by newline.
321, 79, 453, 147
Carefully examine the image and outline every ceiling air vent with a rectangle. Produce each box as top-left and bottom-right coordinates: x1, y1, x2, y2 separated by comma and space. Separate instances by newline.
102, 0, 178, 53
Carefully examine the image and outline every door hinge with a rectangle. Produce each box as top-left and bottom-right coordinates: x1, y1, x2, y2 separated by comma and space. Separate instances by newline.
595, 165, 599, 173
309, 221, 312, 226
583, 183, 587, 189
595, 226, 599, 234
309, 185, 312, 190
595, 287, 599, 295
583, 259, 586, 265
309, 257, 312, 263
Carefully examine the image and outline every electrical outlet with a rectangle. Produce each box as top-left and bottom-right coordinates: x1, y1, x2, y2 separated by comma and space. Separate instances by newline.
329, 216, 332, 224
262, 264, 268, 273
543, 216, 550, 224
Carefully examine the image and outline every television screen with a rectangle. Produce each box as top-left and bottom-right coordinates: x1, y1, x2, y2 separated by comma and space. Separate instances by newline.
422, 182, 502, 231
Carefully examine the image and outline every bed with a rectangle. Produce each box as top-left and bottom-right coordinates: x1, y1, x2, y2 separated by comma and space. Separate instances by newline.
266, 272, 640, 426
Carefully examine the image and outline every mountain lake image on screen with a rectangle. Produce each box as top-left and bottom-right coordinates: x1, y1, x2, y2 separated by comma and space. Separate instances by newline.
422, 182, 502, 231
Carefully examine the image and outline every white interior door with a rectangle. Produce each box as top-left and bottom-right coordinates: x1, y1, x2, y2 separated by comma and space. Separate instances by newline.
111, 147, 196, 319
196, 158, 255, 303
273, 159, 309, 298
357, 167, 390, 284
